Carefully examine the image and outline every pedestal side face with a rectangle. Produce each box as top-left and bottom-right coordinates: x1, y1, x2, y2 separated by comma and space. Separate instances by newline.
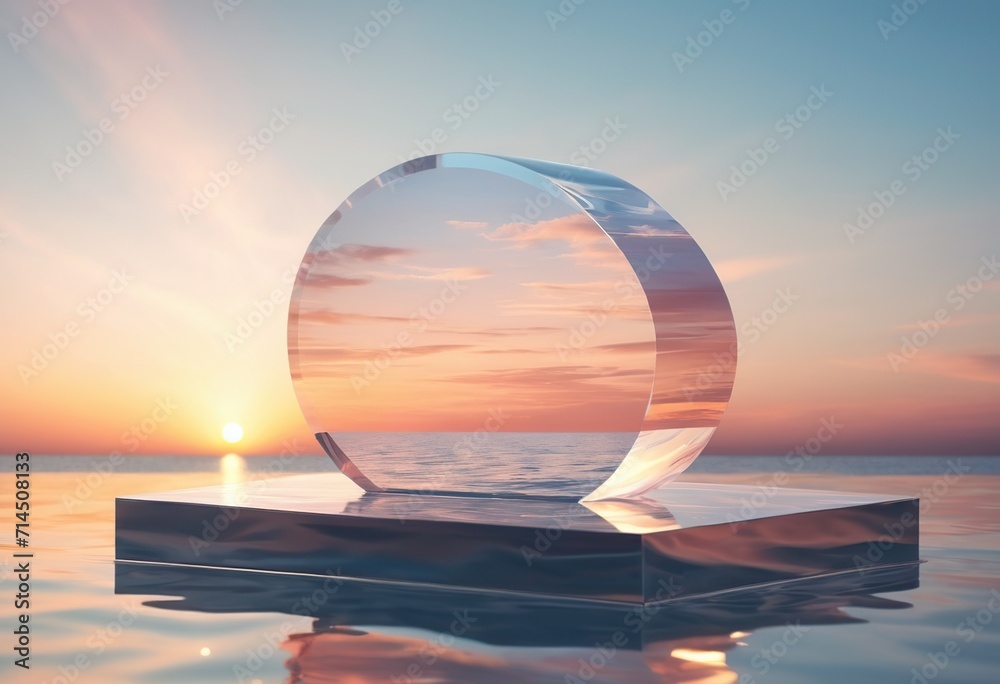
642, 499, 920, 603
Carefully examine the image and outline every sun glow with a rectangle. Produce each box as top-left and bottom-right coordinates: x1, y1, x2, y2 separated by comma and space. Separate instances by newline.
222, 423, 244, 443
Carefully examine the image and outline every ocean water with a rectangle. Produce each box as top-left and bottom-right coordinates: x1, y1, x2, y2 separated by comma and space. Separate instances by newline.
322, 429, 721, 501
2, 455, 999, 683
326, 431, 635, 496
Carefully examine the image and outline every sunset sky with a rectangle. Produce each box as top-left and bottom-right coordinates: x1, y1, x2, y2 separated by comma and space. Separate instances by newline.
291, 166, 657, 434
1, 0, 997, 456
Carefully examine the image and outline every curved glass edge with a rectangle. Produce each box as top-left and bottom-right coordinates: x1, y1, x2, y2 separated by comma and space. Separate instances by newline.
288, 153, 736, 501
580, 427, 716, 502
490, 156, 736, 501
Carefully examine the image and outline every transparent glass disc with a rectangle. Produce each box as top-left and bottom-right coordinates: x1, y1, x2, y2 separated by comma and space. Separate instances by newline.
288, 154, 735, 501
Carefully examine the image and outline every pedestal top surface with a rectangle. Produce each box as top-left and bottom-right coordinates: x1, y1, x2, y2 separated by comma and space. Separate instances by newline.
120, 473, 912, 535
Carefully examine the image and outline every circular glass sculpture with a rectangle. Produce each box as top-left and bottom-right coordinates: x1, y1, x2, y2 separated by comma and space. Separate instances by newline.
288, 154, 735, 501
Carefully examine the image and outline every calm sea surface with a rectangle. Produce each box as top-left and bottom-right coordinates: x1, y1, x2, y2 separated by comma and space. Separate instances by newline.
2, 454, 999, 683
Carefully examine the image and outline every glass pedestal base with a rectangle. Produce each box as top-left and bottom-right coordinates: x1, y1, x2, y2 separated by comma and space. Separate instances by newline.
115, 473, 919, 604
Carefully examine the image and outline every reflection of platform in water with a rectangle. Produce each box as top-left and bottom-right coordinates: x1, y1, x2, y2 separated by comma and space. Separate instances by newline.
116, 473, 919, 603
115, 561, 919, 683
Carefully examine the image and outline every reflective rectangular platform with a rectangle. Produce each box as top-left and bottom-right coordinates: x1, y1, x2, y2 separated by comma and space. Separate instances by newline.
114, 474, 919, 604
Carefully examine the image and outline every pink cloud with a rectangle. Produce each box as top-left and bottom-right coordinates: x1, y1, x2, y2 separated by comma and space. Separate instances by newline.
313, 244, 415, 263
374, 265, 492, 281
294, 310, 410, 326
483, 213, 624, 266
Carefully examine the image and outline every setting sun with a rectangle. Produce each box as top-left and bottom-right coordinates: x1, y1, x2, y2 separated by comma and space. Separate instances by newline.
222, 423, 244, 444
